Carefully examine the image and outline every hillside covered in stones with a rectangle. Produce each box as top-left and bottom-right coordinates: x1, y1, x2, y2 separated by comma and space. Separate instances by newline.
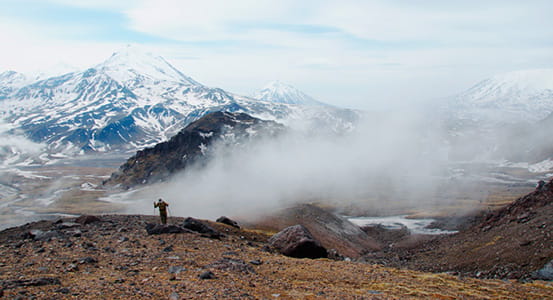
1, 213, 552, 299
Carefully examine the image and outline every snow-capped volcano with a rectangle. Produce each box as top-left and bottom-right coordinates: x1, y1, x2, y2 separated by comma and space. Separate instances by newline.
450, 69, 553, 124
253, 81, 326, 106
97, 46, 200, 86
0, 47, 358, 159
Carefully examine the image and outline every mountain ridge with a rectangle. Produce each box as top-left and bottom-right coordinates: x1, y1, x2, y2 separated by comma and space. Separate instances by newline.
449, 69, 553, 124
105, 111, 285, 187
0, 47, 359, 162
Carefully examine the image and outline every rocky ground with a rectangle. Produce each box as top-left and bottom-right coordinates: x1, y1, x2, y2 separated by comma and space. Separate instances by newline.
360, 179, 553, 281
0, 213, 552, 299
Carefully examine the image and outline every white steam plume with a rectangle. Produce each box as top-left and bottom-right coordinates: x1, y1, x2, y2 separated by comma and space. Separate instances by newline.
120, 110, 457, 219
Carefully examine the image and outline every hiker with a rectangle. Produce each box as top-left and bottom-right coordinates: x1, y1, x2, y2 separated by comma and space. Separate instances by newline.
154, 198, 169, 224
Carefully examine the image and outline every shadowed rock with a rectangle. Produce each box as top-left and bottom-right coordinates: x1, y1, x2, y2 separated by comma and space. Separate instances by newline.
75, 215, 101, 225
0, 277, 61, 289
183, 218, 222, 239
216, 216, 240, 229
256, 204, 381, 258
269, 225, 327, 259
199, 271, 216, 279
534, 259, 553, 280
24, 230, 63, 242
145, 224, 190, 235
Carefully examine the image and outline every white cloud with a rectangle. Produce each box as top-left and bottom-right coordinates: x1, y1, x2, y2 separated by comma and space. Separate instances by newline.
124, 0, 553, 46
1, 1, 552, 110
44, 0, 135, 10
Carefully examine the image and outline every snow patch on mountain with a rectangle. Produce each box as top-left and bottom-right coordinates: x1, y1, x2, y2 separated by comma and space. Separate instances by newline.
0, 47, 359, 159
0, 71, 29, 100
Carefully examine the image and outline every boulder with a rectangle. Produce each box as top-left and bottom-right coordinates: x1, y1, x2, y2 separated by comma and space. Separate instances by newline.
56, 222, 81, 229
145, 224, 190, 235
183, 218, 222, 239
168, 266, 186, 274
257, 204, 381, 258
216, 216, 240, 229
534, 259, 553, 280
25, 230, 63, 242
199, 271, 216, 280
75, 215, 101, 225
0, 277, 61, 289
268, 225, 327, 259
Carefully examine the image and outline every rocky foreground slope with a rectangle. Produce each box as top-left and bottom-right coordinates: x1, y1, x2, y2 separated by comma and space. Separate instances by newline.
362, 178, 553, 281
0, 214, 551, 299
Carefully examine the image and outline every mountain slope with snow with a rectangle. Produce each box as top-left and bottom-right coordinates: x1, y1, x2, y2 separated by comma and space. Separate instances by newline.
253, 81, 327, 106
0, 47, 359, 159
0, 71, 29, 100
449, 69, 553, 124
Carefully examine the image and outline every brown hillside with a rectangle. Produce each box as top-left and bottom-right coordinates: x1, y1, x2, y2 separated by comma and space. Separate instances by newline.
0, 215, 551, 299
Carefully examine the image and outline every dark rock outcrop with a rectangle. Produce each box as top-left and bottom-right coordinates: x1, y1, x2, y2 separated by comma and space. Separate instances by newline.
534, 259, 553, 280
216, 216, 240, 229
0, 277, 61, 289
256, 204, 381, 258
105, 111, 284, 187
183, 218, 222, 239
268, 225, 327, 259
75, 215, 101, 225
199, 271, 216, 280
145, 224, 190, 235
24, 230, 63, 242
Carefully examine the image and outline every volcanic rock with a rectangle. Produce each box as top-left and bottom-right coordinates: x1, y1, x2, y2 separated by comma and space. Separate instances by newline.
75, 215, 101, 225
105, 112, 284, 187
256, 204, 381, 258
144, 224, 189, 235
26, 230, 63, 242
56, 222, 81, 229
0, 277, 61, 289
268, 225, 327, 259
216, 216, 240, 229
182, 218, 222, 239
0, 214, 551, 297
534, 259, 553, 280
168, 266, 186, 274
78, 257, 98, 264
199, 271, 216, 280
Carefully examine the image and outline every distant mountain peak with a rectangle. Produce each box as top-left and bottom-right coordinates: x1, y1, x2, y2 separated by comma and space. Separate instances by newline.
97, 45, 201, 86
484, 69, 553, 91
450, 68, 553, 124
253, 81, 326, 106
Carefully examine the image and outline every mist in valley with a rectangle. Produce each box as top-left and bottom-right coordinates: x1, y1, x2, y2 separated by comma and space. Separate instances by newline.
118, 109, 495, 220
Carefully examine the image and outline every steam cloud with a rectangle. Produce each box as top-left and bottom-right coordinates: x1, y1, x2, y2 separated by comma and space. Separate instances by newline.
121, 110, 463, 219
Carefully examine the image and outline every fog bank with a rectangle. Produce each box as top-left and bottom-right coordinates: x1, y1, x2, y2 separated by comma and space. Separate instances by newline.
120, 110, 466, 219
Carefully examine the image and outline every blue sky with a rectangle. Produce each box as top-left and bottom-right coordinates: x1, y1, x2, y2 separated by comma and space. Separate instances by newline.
1, 0, 552, 110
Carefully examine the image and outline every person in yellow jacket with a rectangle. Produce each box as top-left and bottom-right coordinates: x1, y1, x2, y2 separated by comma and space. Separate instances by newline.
154, 198, 169, 224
